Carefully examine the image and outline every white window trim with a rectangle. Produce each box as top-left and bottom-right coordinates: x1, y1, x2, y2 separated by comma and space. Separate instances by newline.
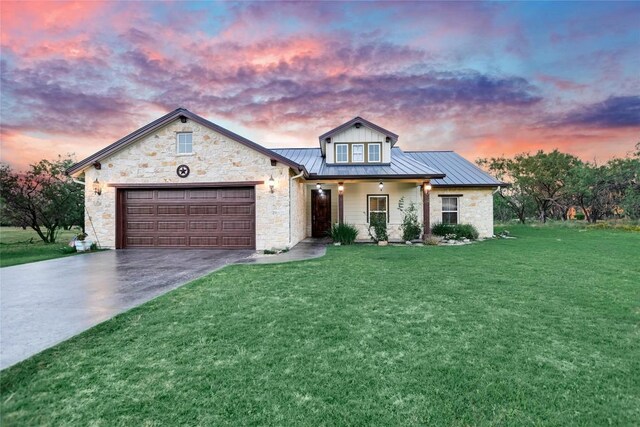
368, 143, 381, 163
367, 194, 389, 223
335, 144, 348, 163
352, 144, 365, 163
441, 196, 459, 224
176, 132, 193, 155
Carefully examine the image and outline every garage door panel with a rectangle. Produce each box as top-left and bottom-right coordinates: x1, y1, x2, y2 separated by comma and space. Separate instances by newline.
158, 205, 187, 215
189, 205, 218, 215
121, 187, 255, 249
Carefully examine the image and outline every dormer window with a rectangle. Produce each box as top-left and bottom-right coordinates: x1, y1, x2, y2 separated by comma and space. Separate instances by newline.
368, 143, 381, 162
336, 144, 348, 163
352, 144, 364, 162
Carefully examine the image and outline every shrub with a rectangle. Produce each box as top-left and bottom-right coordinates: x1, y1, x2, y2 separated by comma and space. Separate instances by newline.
424, 235, 440, 246
398, 197, 422, 241
328, 223, 359, 245
431, 223, 479, 240
575, 213, 585, 220
60, 246, 76, 254
367, 212, 388, 242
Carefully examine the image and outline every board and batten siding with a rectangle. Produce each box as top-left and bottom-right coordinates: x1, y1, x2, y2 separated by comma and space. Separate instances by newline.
326, 125, 391, 164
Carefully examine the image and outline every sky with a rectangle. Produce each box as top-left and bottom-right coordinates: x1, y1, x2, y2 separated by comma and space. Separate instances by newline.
1, 1, 639, 171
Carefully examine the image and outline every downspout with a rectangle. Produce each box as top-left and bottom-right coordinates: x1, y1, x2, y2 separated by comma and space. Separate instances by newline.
71, 178, 102, 249
289, 169, 305, 245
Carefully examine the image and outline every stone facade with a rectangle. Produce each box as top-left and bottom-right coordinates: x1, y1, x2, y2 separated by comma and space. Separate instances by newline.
80, 118, 297, 250
429, 187, 494, 237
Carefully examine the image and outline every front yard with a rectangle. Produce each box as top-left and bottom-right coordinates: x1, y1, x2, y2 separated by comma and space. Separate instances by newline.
0, 227, 78, 267
1, 226, 638, 425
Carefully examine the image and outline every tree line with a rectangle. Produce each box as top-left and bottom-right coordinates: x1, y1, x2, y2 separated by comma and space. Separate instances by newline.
477, 144, 640, 223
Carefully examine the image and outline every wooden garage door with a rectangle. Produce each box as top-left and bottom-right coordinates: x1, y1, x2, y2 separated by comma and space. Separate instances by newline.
120, 187, 255, 249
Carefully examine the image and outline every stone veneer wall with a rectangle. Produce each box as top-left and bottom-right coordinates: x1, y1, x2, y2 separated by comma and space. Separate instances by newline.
289, 173, 307, 247
80, 118, 292, 250
429, 187, 494, 237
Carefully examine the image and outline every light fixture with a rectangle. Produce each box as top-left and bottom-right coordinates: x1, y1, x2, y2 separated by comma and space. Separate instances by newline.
180, 115, 187, 123
355, 122, 362, 129
379, 182, 384, 191
385, 137, 391, 143
424, 183, 432, 192
338, 183, 344, 193
268, 175, 275, 193
93, 178, 102, 196
316, 183, 322, 190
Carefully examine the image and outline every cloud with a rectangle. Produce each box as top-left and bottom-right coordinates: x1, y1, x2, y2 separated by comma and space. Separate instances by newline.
557, 96, 640, 128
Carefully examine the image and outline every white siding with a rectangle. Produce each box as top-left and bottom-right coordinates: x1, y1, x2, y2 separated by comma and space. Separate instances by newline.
325, 125, 391, 164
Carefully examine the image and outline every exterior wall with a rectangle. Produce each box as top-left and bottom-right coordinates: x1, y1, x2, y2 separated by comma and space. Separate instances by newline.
81, 118, 291, 250
325, 125, 391, 164
429, 187, 495, 238
322, 182, 420, 241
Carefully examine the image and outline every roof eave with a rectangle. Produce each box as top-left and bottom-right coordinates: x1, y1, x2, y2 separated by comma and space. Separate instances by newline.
66, 108, 307, 177
308, 173, 446, 180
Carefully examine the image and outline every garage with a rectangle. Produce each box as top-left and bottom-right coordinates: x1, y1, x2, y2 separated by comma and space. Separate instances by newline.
117, 186, 255, 249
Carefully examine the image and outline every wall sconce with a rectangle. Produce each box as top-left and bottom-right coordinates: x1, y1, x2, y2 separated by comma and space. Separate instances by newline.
268, 175, 275, 193
385, 137, 391, 143
316, 183, 322, 190
338, 183, 344, 194
355, 122, 362, 129
424, 183, 432, 193
179, 115, 187, 123
93, 178, 102, 195
379, 182, 384, 191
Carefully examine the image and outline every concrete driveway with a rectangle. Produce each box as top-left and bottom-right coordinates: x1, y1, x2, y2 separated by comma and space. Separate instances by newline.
0, 249, 252, 369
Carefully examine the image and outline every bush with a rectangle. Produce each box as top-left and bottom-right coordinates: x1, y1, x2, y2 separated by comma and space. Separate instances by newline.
60, 246, 76, 254
575, 213, 585, 220
431, 223, 479, 240
329, 223, 359, 245
398, 197, 422, 241
367, 212, 388, 242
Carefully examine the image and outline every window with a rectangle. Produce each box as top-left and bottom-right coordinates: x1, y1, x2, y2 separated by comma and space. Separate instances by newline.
368, 195, 389, 223
368, 143, 381, 162
336, 144, 348, 163
442, 197, 458, 224
352, 144, 364, 162
177, 133, 192, 154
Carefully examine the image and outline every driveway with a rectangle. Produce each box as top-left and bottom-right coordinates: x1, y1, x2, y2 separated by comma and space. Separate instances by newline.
0, 249, 252, 369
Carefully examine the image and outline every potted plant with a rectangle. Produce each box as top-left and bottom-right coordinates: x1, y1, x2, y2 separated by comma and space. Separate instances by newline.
367, 213, 388, 246
74, 233, 92, 252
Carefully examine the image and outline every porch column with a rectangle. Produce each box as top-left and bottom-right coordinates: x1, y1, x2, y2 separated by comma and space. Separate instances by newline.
338, 182, 344, 224
422, 181, 431, 238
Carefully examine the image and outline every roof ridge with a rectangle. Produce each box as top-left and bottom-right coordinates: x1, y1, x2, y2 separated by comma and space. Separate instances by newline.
404, 150, 454, 153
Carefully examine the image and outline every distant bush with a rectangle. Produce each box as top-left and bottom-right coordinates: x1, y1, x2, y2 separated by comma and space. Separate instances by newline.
329, 223, 359, 245
60, 246, 76, 254
431, 223, 480, 240
575, 213, 585, 220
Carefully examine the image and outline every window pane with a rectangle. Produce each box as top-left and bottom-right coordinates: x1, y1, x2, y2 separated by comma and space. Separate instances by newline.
442, 212, 458, 224
442, 197, 457, 211
369, 197, 379, 211
177, 133, 192, 154
336, 145, 347, 162
369, 144, 380, 162
353, 145, 364, 161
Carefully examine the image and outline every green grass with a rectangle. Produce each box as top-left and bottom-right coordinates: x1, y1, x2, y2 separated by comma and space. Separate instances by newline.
2, 225, 639, 425
0, 227, 79, 267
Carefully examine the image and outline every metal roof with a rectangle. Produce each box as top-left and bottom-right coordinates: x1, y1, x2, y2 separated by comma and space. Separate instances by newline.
405, 151, 504, 186
272, 147, 445, 179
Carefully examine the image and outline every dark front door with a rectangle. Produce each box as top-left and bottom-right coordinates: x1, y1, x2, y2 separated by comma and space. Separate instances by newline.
311, 189, 331, 237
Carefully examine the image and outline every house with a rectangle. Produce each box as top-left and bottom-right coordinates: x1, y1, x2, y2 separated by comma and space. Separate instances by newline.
67, 108, 504, 250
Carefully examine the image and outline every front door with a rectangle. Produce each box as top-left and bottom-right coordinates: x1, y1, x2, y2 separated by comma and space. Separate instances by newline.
311, 190, 331, 237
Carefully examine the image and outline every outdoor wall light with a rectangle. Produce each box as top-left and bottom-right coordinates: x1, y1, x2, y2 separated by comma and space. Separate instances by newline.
268, 175, 275, 193
93, 179, 102, 196
338, 183, 344, 193
379, 182, 384, 191
355, 122, 362, 128
316, 183, 322, 190
424, 183, 432, 192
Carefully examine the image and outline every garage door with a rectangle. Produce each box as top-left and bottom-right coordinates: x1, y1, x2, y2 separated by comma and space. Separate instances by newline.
120, 187, 255, 249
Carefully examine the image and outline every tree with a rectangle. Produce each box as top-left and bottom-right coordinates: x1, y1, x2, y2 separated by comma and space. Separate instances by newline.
479, 150, 581, 223
0, 156, 84, 243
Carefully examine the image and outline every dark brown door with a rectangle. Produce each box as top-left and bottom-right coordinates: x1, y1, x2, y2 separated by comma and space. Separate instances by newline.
119, 187, 255, 249
311, 189, 331, 237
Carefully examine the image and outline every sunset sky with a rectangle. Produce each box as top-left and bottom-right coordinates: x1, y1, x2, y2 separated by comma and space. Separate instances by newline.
1, 1, 639, 171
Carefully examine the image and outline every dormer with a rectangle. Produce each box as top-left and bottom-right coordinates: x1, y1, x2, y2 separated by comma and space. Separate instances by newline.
319, 117, 398, 165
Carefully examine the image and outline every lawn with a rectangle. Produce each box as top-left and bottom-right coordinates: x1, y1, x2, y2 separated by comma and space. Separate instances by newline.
1, 226, 639, 425
0, 227, 79, 267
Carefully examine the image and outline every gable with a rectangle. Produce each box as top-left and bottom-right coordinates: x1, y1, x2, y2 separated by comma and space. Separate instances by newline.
67, 108, 305, 176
